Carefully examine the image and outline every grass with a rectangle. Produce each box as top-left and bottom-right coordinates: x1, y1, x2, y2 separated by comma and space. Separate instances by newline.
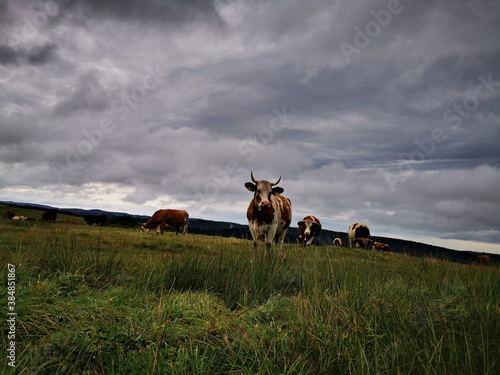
0, 219, 499, 374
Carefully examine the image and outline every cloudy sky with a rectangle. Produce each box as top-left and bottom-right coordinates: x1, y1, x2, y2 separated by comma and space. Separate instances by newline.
1, 0, 499, 253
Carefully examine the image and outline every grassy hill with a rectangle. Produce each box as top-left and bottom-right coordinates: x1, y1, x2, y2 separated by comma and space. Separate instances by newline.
1, 219, 499, 374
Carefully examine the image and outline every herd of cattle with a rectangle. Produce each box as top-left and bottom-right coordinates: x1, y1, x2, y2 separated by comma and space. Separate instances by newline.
0, 172, 493, 265
243, 172, 390, 252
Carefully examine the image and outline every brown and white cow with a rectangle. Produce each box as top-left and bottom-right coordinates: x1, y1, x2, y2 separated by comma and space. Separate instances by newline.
141, 209, 189, 235
297, 216, 322, 246
332, 238, 343, 247
12, 216, 28, 221
245, 172, 292, 251
348, 223, 374, 249
372, 242, 390, 252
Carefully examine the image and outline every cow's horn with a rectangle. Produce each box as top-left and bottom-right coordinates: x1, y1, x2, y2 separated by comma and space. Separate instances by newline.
271, 176, 282, 186
250, 171, 257, 183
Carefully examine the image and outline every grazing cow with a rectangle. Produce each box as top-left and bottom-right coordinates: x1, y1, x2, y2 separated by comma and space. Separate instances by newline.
372, 242, 390, 252
3, 210, 15, 219
473, 254, 491, 266
245, 172, 292, 251
297, 216, 322, 246
141, 209, 189, 235
83, 214, 107, 227
12, 216, 28, 221
348, 223, 373, 249
332, 238, 343, 247
42, 211, 57, 223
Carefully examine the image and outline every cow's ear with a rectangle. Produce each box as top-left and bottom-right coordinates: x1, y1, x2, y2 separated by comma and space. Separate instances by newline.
297, 220, 304, 226
272, 186, 284, 195
245, 182, 256, 192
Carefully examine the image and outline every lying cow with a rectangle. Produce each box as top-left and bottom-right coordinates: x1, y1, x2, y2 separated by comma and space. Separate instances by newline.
297, 216, 322, 246
332, 238, 343, 247
348, 223, 374, 249
245, 172, 292, 251
141, 209, 189, 235
472, 254, 491, 266
12, 216, 28, 221
372, 242, 390, 252
83, 214, 107, 227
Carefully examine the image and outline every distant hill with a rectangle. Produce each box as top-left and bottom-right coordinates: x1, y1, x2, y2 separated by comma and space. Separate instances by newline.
1, 201, 497, 265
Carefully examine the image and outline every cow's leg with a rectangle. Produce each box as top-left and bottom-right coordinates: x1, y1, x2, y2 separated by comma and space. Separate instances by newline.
247, 223, 260, 249
264, 226, 279, 256
275, 229, 287, 250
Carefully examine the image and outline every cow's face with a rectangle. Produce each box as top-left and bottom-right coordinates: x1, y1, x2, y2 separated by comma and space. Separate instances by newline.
245, 173, 283, 211
297, 219, 320, 240
140, 224, 150, 233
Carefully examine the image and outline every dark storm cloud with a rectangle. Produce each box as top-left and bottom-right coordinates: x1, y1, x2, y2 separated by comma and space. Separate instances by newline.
0, 43, 56, 65
69, 0, 224, 26
54, 70, 110, 116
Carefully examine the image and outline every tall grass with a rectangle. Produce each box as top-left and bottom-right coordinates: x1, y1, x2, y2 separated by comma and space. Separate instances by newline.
1, 221, 499, 374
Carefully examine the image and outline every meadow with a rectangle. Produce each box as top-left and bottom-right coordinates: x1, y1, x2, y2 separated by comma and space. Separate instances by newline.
1, 217, 499, 374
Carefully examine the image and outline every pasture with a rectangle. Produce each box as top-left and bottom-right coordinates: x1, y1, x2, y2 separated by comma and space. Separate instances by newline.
1, 218, 499, 374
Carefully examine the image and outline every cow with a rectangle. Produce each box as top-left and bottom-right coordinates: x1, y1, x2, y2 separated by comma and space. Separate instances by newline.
141, 209, 189, 235
42, 211, 57, 223
3, 210, 15, 219
245, 171, 292, 251
297, 216, 322, 246
12, 216, 28, 221
83, 214, 107, 227
332, 238, 343, 247
372, 242, 390, 252
348, 223, 373, 249
472, 254, 491, 266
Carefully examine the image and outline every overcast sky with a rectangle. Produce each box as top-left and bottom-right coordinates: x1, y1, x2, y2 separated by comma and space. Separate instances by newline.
1, 0, 499, 253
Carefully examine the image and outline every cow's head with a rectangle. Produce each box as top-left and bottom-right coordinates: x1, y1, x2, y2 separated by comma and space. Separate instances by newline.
140, 223, 149, 233
245, 171, 283, 210
297, 219, 320, 240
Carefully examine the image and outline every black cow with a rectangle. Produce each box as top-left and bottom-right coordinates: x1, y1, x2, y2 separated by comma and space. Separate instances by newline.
83, 214, 107, 227
42, 211, 57, 223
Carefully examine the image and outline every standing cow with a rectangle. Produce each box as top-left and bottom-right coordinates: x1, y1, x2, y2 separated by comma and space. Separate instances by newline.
42, 211, 57, 223
348, 223, 373, 249
141, 209, 189, 235
297, 216, 322, 246
83, 214, 107, 227
245, 172, 292, 251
